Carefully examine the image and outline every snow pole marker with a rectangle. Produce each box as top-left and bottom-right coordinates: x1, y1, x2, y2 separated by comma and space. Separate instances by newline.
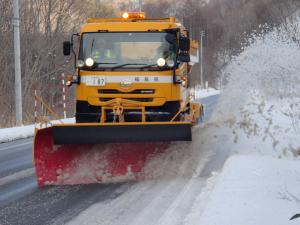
34, 89, 38, 128
61, 73, 67, 119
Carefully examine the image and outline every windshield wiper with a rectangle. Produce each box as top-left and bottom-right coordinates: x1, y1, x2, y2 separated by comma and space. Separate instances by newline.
140, 64, 172, 71
81, 62, 118, 71
95, 62, 117, 69
140, 64, 159, 70
110, 63, 147, 70
95, 62, 117, 65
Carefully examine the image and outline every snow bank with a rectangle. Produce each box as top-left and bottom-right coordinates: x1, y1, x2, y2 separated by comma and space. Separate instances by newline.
0, 118, 75, 143
190, 155, 300, 225
0, 124, 35, 143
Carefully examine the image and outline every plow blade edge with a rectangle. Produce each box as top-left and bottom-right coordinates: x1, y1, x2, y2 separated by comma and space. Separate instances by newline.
53, 122, 192, 144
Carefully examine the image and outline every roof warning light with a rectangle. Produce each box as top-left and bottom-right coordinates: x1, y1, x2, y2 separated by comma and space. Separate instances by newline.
122, 12, 145, 19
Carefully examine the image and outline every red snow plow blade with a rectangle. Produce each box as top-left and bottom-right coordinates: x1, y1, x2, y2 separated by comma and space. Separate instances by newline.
33, 123, 191, 186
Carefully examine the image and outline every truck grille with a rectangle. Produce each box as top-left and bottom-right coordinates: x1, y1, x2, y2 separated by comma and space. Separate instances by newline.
100, 98, 153, 102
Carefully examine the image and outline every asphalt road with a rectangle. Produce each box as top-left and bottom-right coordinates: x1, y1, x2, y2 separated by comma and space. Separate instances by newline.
0, 95, 219, 225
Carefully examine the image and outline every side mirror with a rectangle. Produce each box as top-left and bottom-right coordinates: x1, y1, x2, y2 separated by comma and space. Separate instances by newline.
178, 52, 190, 62
179, 37, 190, 52
63, 41, 71, 56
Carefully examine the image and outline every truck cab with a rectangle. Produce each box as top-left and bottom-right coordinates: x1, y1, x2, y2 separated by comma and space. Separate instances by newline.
63, 12, 197, 123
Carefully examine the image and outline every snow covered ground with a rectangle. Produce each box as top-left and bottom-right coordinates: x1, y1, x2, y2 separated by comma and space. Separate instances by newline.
188, 155, 300, 225
0, 118, 75, 143
0, 124, 35, 143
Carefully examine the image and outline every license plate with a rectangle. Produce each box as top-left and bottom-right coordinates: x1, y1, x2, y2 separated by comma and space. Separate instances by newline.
85, 76, 106, 86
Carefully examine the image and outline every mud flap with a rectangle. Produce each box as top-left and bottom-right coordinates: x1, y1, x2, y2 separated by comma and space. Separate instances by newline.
33, 127, 171, 187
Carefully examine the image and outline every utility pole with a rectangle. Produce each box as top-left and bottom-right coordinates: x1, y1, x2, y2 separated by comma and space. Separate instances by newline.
13, 0, 23, 126
200, 30, 205, 88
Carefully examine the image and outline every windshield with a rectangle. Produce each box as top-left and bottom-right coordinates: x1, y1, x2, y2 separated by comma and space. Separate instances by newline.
79, 32, 176, 70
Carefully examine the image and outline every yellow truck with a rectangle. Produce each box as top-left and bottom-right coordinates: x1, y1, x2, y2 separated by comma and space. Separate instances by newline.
33, 12, 202, 186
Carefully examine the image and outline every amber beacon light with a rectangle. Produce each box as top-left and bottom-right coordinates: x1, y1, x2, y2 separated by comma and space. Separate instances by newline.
122, 12, 145, 19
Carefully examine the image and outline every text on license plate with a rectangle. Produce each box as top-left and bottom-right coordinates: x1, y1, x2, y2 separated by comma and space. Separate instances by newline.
85, 76, 106, 86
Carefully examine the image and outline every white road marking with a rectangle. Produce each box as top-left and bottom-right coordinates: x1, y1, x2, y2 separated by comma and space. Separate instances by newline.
0, 141, 33, 152
0, 168, 35, 186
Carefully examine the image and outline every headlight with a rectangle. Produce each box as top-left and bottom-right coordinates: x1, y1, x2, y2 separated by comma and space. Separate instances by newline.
85, 58, 94, 67
122, 12, 129, 19
157, 58, 166, 67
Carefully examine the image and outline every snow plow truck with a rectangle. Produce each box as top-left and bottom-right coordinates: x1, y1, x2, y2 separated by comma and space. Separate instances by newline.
34, 12, 203, 186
